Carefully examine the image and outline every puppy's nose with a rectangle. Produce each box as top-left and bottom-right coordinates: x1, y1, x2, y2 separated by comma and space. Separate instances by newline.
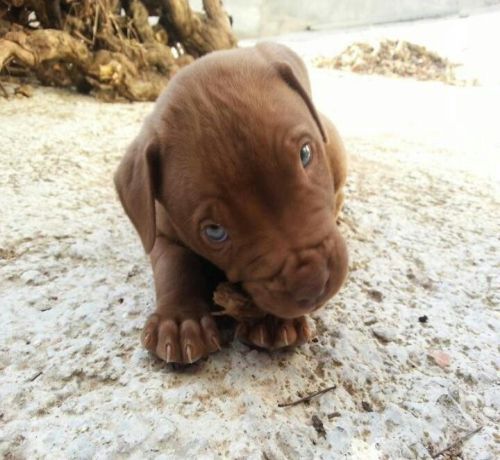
283, 253, 328, 308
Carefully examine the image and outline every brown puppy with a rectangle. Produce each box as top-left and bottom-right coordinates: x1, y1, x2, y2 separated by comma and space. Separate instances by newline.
114, 42, 348, 364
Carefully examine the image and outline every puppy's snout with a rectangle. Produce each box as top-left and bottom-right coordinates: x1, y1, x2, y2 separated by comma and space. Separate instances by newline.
282, 251, 328, 308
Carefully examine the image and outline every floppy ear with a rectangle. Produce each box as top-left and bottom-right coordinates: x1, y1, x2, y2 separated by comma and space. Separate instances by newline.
114, 131, 159, 254
256, 42, 328, 143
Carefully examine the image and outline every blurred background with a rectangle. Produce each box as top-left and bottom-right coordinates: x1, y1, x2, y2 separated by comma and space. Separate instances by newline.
223, 0, 500, 37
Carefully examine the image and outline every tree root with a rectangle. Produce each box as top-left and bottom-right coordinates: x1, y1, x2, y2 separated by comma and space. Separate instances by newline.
0, 0, 236, 101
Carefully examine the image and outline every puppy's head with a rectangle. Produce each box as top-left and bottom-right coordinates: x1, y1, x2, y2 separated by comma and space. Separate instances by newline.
115, 44, 348, 319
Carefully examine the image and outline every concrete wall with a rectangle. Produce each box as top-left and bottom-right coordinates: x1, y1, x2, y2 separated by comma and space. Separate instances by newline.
223, 0, 500, 37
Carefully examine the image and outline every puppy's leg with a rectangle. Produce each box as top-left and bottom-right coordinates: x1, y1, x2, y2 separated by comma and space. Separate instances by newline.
320, 113, 348, 220
235, 315, 314, 350
141, 235, 221, 364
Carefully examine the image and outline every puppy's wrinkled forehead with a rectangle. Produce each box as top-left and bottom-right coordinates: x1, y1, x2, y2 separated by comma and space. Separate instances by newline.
161, 65, 314, 195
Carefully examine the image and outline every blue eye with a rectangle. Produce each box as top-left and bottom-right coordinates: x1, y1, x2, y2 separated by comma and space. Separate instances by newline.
204, 224, 228, 243
300, 143, 312, 167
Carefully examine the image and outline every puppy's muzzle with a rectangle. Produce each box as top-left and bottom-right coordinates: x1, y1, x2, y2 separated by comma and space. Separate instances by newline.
281, 249, 329, 309
242, 230, 347, 319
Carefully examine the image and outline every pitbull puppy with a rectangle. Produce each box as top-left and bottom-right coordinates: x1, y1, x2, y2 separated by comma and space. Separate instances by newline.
114, 42, 348, 364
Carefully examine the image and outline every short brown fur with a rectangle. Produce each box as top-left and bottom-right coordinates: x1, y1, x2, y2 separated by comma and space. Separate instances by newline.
114, 42, 348, 364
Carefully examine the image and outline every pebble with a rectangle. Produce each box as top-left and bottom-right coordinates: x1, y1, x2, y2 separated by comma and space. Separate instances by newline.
428, 350, 451, 368
20, 269, 44, 285
482, 406, 496, 419
372, 326, 397, 343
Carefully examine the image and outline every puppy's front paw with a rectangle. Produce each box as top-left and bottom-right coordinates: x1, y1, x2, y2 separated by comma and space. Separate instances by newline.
141, 313, 221, 364
235, 315, 313, 350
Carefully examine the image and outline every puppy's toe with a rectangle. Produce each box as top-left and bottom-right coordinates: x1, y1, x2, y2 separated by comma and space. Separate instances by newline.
141, 314, 160, 351
274, 320, 298, 348
142, 312, 221, 365
236, 315, 313, 350
180, 319, 208, 363
249, 322, 273, 348
156, 318, 181, 363
200, 315, 222, 353
294, 316, 313, 345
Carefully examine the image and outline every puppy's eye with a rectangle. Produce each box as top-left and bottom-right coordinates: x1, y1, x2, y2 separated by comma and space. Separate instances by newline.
300, 143, 312, 167
203, 224, 228, 243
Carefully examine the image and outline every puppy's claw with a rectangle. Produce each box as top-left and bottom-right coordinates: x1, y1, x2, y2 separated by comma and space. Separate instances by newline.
259, 327, 265, 346
143, 332, 152, 348
143, 313, 222, 364
282, 329, 289, 346
237, 316, 310, 350
165, 344, 173, 363
211, 336, 222, 351
185, 344, 193, 364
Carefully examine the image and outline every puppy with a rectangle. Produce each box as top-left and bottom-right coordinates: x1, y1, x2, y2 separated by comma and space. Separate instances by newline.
114, 42, 348, 364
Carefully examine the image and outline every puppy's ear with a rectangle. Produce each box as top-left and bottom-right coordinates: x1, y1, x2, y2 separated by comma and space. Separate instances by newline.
114, 131, 159, 253
274, 61, 328, 144
256, 42, 328, 143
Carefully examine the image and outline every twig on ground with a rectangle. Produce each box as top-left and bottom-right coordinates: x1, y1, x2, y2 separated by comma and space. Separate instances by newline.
28, 371, 43, 382
278, 385, 336, 408
431, 426, 483, 458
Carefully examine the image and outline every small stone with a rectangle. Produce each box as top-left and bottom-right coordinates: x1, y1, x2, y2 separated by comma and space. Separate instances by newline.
463, 394, 479, 411
428, 350, 451, 368
372, 326, 397, 343
418, 315, 428, 323
368, 289, 383, 302
408, 351, 421, 365
311, 415, 326, 438
155, 419, 176, 442
363, 316, 378, 326
362, 401, 373, 412
20, 269, 43, 285
482, 406, 496, 419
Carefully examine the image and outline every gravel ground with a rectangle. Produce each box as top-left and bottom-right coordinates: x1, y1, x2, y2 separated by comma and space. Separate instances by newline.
1, 17, 499, 460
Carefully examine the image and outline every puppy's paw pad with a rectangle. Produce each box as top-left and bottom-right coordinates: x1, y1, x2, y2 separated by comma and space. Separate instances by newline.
141, 313, 221, 364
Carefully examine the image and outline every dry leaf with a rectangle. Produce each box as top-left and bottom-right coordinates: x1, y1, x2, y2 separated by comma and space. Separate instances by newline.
212, 282, 266, 320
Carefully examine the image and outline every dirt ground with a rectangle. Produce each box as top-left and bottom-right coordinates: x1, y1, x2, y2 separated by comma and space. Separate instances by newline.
1, 15, 499, 460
